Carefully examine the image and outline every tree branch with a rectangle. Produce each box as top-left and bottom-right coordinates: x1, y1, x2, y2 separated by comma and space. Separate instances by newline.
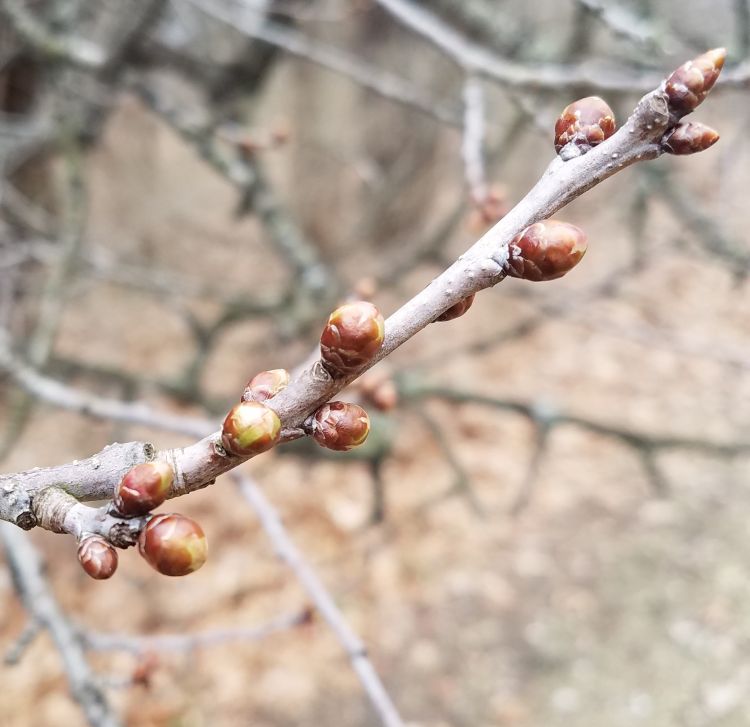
0, 56, 722, 537
1, 523, 121, 727
235, 472, 406, 727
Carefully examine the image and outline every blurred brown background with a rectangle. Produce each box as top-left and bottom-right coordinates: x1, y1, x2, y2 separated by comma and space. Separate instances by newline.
1, 0, 749, 725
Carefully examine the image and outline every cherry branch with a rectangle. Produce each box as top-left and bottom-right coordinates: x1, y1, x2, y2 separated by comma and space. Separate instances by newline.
0, 49, 727, 546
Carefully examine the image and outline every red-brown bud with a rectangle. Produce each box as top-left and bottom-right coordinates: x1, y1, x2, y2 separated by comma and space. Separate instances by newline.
436, 294, 475, 322
77, 536, 118, 580
320, 301, 385, 376
662, 122, 719, 155
506, 220, 588, 282
114, 461, 174, 516
221, 401, 281, 457
468, 185, 508, 232
138, 513, 207, 577
554, 96, 616, 155
311, 401, 370, 451
242, 369, 290, 403
664, 48, 726, 116
358, 370, 399, 412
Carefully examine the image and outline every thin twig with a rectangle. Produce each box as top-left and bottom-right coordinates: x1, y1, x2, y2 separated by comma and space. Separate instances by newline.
461, 75, 487, 203
182, 0, 462, 125
234, 472, 406, 727
82, 609, 311, 654
375, 0, 750, 91
1, 523, 122, 727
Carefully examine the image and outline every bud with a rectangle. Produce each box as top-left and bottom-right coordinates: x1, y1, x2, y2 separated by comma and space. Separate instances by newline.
312, 401, 370, 451
138, 513, 207, 577
221, 401, 281, 457
242, 369, 290, 403
320, 301, 385, 376
78, 536, 118, 580
554, 96, 616, 155
506, 220, 588, 282
114, 461, 174, 516
369, 379, 399, 412
436, 294, 475, 322
358, 370, 399, 412
662, 121, 719, 155
468, 185, 507, 232
664, 48, 726, 116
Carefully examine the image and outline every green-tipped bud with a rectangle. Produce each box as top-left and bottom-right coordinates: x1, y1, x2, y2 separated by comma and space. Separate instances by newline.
554, 96, 616, 156
506, 220, 588, 282
436, 294, 475, 322
664, 48, 726, 117
114, 461, 174, 516
242, 368, 290, 403
662, 121, 719, 155
138, 513, 207, 577
320, 301, 385, 376
78, 535, 118, 580
221, 401, 281, 457
311, 401, 370, 451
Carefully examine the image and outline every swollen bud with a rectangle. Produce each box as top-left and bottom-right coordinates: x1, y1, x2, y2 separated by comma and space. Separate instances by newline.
311, 401, 370, 451
320, 301, 385, 376
506, 220, 588, 282
77, 536, 118, 580
662, 122, 719, 155
358, 370, 399, 412
138, 513, 207, 577
242, 369, 290, 403
436, 294, 475, 322
554, 96, 616, 155
114, 461, 174, 516
221, 401, 281, 457
664, 48, 726, 116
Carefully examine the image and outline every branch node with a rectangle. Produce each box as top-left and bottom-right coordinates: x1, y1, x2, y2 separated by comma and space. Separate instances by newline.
1, 482, 36, 530
32, 487, 78, 534
312, 359, 335, 383
213, 440, 229, 458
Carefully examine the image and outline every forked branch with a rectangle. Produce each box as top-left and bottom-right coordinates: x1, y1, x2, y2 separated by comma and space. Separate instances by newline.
0, 48, 728, 559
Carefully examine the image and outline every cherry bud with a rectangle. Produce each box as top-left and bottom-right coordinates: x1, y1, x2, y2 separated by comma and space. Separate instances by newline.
662, 122, 719, 155
138, 513, 207, 577
78, 536, 118, 580
221, 401, 281, 457
242, 369, 290, 403
320, 301, 385, 376
664, 48, 726, 116
436, 294, 475, 322
554, 96, 616, 155
506, 220, 588, 282
114, 461, 174, 516
312, 401, 370, 451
